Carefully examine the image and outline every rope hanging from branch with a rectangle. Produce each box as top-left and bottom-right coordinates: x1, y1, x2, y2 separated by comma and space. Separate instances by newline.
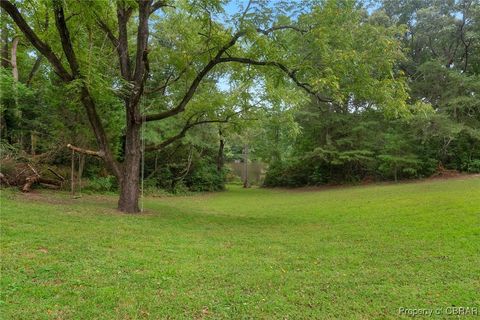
71, 148, 75, 197
69, 147, 84, 199
140, 91, 147, 212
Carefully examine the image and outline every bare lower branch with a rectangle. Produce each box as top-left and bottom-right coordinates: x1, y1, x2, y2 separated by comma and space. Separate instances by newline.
67, 144, 105, 157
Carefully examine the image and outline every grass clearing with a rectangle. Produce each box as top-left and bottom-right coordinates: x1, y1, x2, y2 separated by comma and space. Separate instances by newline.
1, 178, 479, 319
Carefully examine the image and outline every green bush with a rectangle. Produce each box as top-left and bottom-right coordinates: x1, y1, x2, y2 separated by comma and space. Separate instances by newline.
466, 159, 480, 173
84, 176, 118, 193
264, 159, 311, 187
185, 161, 225, 192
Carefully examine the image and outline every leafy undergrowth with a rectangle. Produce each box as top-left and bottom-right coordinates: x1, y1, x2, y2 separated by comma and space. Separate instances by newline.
1, 178, 479, 319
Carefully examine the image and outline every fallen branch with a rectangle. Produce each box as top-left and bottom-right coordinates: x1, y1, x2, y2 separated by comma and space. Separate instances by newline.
22, 175, 62, 192
27, 163, 39, 176
22, 175, 39, 192
39, 177, 64, 185
48, 167, 65, 181
39, 182, 60, 189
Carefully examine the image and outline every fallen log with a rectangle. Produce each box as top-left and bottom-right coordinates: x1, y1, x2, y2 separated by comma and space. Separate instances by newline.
39, 183, 60, 189
22, 175, 62, 192
22, 175, 40, 192
39, 177, 63, 185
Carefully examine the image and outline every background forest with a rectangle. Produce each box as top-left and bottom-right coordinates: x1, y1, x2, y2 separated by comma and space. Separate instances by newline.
1, 0, 479, 194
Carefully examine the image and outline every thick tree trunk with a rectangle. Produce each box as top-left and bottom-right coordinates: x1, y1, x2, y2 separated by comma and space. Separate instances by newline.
116, 0, 150, 213
117, 109, 141, 213
118, 170, 140, 212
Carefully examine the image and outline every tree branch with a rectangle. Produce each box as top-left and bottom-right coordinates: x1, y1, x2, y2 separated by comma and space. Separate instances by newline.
95, 17, 119, 49
144, 24, 310, 122
133, 1, 151, 83
53, 0, 80, 76
67, 144, 105, 157
116, 3, 133, 80
144, 30, 247, 122
150, 0, 173, 14
217, 57, 331, 102
0, 0, 72, 81
171, 146, 193, 182
144, 67, 187, 95
26, 55, 43, 86
238, 0, 253, 26
145, 118, 231, 151
129, 0, 151, 110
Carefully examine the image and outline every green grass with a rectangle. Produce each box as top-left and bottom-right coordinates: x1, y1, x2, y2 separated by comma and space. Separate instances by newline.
1, 178, 479, 319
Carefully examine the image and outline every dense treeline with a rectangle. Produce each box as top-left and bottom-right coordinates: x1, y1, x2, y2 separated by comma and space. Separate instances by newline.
0, 0, 479, 201
263, 0, 480, 186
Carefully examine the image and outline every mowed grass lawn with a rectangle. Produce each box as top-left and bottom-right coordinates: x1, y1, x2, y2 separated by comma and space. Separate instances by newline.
1, 178, 479, 319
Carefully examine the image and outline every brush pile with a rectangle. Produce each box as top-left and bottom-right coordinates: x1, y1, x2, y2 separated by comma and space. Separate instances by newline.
0, 143, 67, 192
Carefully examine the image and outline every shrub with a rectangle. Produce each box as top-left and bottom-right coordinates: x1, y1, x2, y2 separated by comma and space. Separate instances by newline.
84, 176, 118, 193
264, 159, 311, 187
466, 159, 480, 173
185, 161, 225, 192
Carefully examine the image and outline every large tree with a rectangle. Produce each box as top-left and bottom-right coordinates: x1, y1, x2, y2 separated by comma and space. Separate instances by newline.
1, 0, 327, 212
